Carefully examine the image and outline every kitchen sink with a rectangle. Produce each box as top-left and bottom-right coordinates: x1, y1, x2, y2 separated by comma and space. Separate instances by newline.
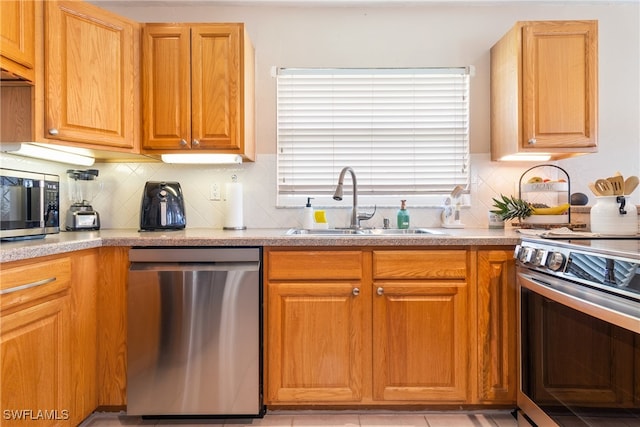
285, 228, 448, 236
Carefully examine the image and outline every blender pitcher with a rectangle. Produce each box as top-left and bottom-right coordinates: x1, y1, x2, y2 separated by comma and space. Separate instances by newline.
65, 169, 101, 230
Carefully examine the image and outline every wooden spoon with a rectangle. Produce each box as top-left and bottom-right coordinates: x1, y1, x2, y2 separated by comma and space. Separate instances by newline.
624, 176, 639, 195
588, 182, 602, 196
595, 179, 614, 196
607, 176, 625, 195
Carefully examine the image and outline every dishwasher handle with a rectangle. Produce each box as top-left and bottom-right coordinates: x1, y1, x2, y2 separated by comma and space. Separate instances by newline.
130, 261, 260, 272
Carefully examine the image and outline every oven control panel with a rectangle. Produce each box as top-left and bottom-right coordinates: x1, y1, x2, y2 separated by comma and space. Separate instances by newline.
516, 239, 640, 302
514, 244, 566, 271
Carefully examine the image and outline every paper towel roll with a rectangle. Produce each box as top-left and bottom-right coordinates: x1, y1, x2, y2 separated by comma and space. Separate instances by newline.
224, 182, 245, 229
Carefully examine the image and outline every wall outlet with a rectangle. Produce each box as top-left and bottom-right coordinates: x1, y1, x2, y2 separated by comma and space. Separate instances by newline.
210, 183, 221, 201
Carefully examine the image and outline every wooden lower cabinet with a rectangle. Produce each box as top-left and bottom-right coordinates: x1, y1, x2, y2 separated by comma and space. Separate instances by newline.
0, 250, 100, 426
372, 281, 468, 402
266, 250, 366, 403
0, 244, 516, 416
265, 247, 514, 406
1, 296, 71, 426
1, 254, 73, 427
96, 246, 129, 408
476, 250, 517, 404
69, 249, 99, 425
372, 250, 469, 403
267, 281, 366, 403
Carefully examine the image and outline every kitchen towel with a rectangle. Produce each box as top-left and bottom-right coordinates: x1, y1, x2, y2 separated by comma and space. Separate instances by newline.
224, 181, 245, 229
517, 227, 601, 238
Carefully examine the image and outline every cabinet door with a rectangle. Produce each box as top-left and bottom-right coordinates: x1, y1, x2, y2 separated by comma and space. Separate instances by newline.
476, 250, 517, 404
44, 1, 138, 150
69, 250, 98, 426
372, 281, 468, 402
191, 24, 242, 151
141, 24, 192, 150
0, 0, 35, 81
522, 21, 597, 149
96, 246, 129, 407
1, 296, 71, 427
266, 281, 365, 403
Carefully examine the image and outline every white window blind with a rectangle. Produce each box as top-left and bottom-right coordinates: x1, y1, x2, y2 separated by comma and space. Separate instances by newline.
276, 67, 470, 205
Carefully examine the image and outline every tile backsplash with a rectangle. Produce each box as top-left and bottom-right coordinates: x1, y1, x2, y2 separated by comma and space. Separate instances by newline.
0, 152, 635, 231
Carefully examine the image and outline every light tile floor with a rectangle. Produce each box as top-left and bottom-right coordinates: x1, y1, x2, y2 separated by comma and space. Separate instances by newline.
80, 411, 518, 427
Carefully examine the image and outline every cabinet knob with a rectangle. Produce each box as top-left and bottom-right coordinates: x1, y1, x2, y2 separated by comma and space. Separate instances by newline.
528, 138, 537, 145
48, 128, 59, 136
192, 139, 200, 147
180, 139, 188, 147
352, 287, 360, 296
377, 287, 384, 296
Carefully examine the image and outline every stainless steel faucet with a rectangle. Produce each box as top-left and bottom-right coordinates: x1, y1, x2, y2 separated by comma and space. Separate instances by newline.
332, 167, 375, 228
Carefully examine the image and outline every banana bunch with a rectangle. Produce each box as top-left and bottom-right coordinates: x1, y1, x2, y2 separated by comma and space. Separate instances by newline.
531, 203, 570, 215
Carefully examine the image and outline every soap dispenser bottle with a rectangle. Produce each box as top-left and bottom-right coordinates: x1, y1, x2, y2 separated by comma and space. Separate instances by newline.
303, 197, 315, 229
397, 199, 410, 229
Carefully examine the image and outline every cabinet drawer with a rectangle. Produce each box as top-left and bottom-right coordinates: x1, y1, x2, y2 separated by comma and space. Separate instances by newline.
268, 250, 362, 280
373, 250, 467, 279
0, 256, 71, 311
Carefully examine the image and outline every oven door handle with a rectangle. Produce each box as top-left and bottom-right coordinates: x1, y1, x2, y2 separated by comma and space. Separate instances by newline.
518, 268, 640, 334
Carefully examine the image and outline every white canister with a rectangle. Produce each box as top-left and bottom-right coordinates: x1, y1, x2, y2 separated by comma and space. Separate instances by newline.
590, 196, 638, 235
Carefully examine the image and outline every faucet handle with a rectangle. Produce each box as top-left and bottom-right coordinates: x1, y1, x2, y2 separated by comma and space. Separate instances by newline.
357, 205, 377, 222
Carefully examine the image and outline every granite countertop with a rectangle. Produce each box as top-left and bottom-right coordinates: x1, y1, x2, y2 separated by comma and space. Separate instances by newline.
0, 227, 522, 263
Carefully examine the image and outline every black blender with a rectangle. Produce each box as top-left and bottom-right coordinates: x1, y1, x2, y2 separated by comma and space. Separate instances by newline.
65, 169, 101, 230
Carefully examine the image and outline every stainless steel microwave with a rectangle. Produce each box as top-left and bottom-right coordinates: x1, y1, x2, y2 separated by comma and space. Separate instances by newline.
0, 168, 60, 241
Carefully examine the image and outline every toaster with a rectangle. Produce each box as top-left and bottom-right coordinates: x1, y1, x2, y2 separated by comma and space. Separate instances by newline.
140, 181, 186, 231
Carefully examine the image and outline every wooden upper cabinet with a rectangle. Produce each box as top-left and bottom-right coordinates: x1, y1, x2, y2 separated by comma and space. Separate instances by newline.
43, 1, 139, 151
142, 23, 256, 161
491, 20, 598, 161
0, 0, 36, 81
141, 25, 191, 150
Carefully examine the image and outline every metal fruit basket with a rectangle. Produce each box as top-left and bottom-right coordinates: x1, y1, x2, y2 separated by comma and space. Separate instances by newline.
514, 164, 585, 229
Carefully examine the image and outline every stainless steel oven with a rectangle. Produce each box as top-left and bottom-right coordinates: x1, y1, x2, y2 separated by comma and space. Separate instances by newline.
515, 238, 640, 426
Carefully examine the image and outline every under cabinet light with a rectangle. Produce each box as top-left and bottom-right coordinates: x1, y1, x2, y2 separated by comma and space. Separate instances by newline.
499, 153, 552, 162
161, 154, 243, 164
1, 143, 95, 166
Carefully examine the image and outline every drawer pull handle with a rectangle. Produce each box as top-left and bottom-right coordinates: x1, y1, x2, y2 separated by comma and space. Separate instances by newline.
0, 277, 56, 295
377, 287, 384, 296
352, 287, 360, 296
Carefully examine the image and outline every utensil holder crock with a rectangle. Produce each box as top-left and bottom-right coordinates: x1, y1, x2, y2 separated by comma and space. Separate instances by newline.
590, 196, 638, 235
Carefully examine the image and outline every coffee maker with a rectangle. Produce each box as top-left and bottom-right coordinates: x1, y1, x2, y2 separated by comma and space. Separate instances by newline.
65, 169, 101, 231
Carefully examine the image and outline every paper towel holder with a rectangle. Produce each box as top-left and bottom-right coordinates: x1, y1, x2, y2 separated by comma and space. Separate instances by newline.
223, 174, 247, 230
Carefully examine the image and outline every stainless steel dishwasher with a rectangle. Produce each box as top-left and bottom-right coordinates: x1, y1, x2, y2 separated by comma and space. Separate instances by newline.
127, 247, 263, 417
